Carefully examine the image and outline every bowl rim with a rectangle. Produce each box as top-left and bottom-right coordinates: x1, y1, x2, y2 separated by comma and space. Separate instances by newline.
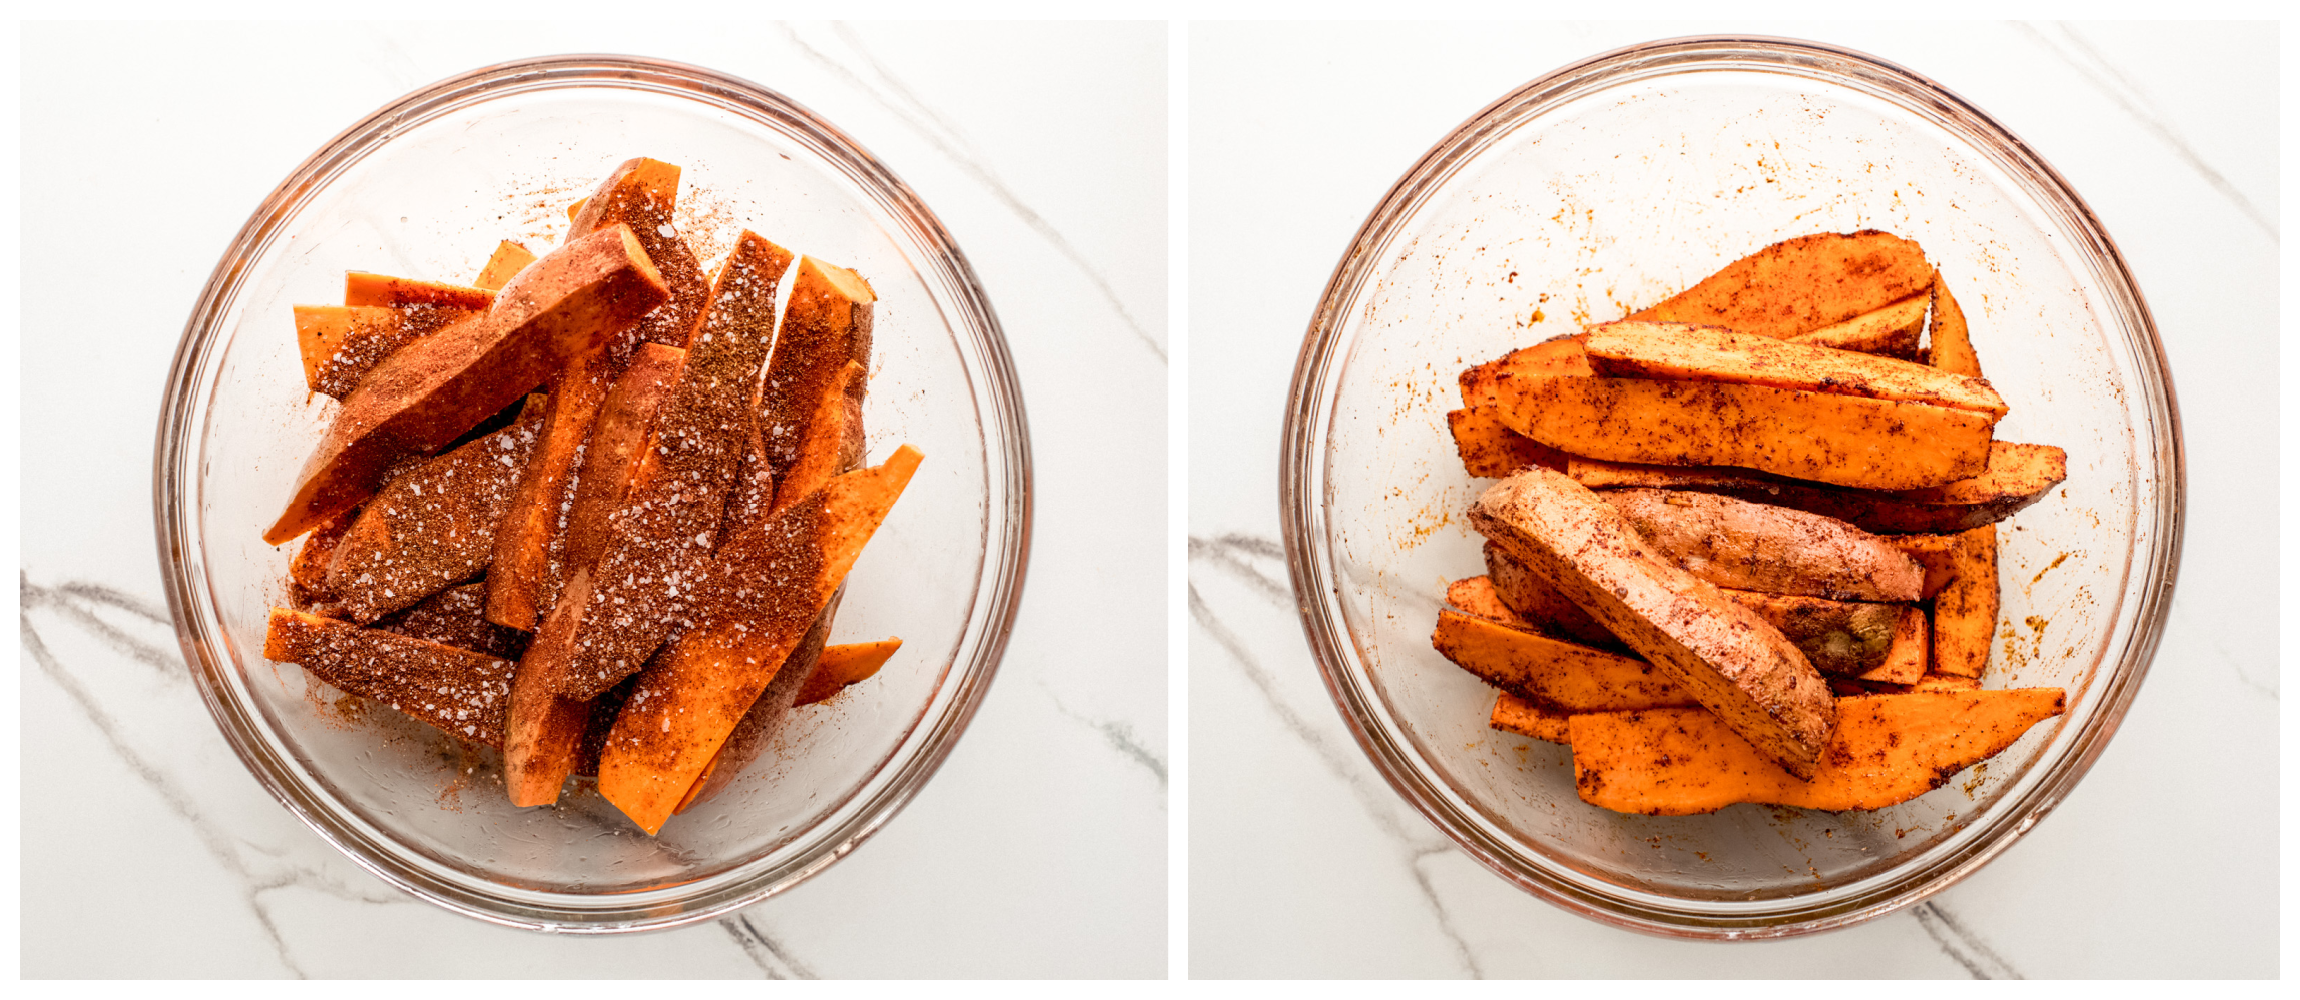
152, 53, 1033, 933
1279, 34, 2184, 939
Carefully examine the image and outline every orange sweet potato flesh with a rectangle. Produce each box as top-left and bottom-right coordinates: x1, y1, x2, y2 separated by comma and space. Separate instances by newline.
1927, 272, 1982, 378
1448, 407, 1565, 479
1445, 575, 1532, 628
1492, 373, 1994, 491
1432, 608, 1694, 712
1481, 541, 1619, 649
568, 157, 712, 349
1468, 469, 1836, 778
343, 272, 495, 311
764, 257, 876, 513
795, 637, 903, 708
322, 399, 546, 622
672, 605, 840, 814
1566, 441, 2065, 536
521, 230, 797, 701
264, 607, 515, 750
472, 240, 537, 292
558, 342, 686, 574
264, 224, 669, 545
597, 445, 922, 834
1601, 488, 1923, 602
502, 564, 599, 807
295, 304, 479, 399
1788, 291, 1926, 359
1568, 688, 2064, 815
1583, 321, 2007, 419
1491, 693, 1572, 745
483, 347, 620, 631
1459, 336, 1591, 409
287, 508, 358, 608
1930, 525, 1997, 677
1625, 230, 1934, 339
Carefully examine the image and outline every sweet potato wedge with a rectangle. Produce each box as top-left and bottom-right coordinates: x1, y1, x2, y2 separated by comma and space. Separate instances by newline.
1788, 291, 1927, 359
1624, 230, 1934, 339
1716, 590, 1913, 680
264, 607, 514, 750
264, 223, 669, 545
1927, 272, 1982, 378
523, 230, 797, 701
1467, 469, 1836, 778
1492, 373, 1994, 490
566, 157, 712, 349
472, 240, 537, 292
483, 346, 620, 631
1459, 335, 1592, 409
1601, 489, 1923, 602
343, 272, 495, 311
1481, 541, 1620, 649
597, 445, 922, 834
376, 582, 525, 660
1930, 525, 1998, 677
295, 304, 479, 399
1432, 608, 1695, 712
1491, 693, 1572, 745
502, 565, 599, 806
557, 342, 686, 574
1568, 688, 2064, 815
1566, 441, 2065, 536
763, 257, 877, 513
1448, 407, 1566, 478
321, 396, 547, 623
672, 605, 838, 814
287, 508, 358, 608
1445, 575, 1532, 628
1582, 321, 2007, 419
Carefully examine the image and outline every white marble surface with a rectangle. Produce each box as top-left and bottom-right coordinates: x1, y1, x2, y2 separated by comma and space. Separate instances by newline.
1189, 21, 2276, 977
21, 22, 1164, 977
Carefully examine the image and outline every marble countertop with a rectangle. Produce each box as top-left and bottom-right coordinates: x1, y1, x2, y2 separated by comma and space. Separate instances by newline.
20, 22, 1165, 978
1187, 21, 2276, 978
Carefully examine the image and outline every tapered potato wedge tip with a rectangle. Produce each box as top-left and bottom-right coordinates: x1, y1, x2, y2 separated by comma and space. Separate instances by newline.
1567, 442, 2065, 536
1468, 469, 1836, 778
1601, 489, 1923, 602
1569, 689, 2064, 814
1445, 575, 1531, 629
1583, 321, 2007, 419
264, 608, 514, 750
1788, 292, 1926, 359
1432, 609, 1693, 712
1626, 230, 1933, 339
598, 445, 923, 834
1927, 272, 1982, 378
796, 637, 903, 708
343, 272, 495, 310
1458, 335, 1592, 409
295, 304, 478, 399
1448, 408, 1566, 478
472, 240, 537, 292
265, 224, 669, 545
1494, 373, 1994, 490
764, 256, 877, 513
1491, 694, 1572, 745
568, 157, 712, 349
503, 567, 598, 807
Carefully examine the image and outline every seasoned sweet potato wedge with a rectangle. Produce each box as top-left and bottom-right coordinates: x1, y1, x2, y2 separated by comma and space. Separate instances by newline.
264, 223, 669, 545
1481, 541, 1619, 648
264, 607, 514, 750
1788, 291, 1926, 359
295, 304, 479, 399
472, 240, 537, 292
672, 607, 840, 814
1445, 575, 1532, 628
483, 346, 620, 631
1459, 335, 1592, 409
1625, 230, 1934, 339
1433, 608, 1694, 712
376, 582, 525, 660
522, 230, 797, 701
763, 257, 876, 514
1569, 689, 2064, 814
1491, 693, 1572, 745
502, 565, 600, 806
1467, 469, 1836, 778
1600, 489, 1923, 602
1931, 525, 1997, 677
1927, 272, 1982, 378
1493, 373, 1994, 490
344, 272, 496, 310
321, 396, 547, 623
598, 445, 922, 834
1448, 407, 1565, 478
287, 508, 358, 608
1566, 441, 2066, 536
801, 638, 903, 708
1582, 321, 2007, 419
558, 342, 686, 574
1716, 590, 1915, 679
567, 157, 713, 349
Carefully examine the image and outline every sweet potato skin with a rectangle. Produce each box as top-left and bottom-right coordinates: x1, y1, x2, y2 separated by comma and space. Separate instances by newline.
1569, 688, 2064, 815
1481, 541, 1620, 649
1567, 441, 2065, 535
1468, 469, 1836, 778
1625, 230, 1933, 339
1494, 373, 1994, 491
1600, 488, 1923, 602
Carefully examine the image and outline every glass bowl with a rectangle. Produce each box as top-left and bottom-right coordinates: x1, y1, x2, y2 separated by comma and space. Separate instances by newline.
153, 55, 1031, 932
1280, 36, 2181, 938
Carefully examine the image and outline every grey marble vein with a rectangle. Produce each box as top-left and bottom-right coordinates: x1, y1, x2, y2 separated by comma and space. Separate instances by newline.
1914, 900, 2023, 980
720, 914, 817, 980
1188, 538, 1484, 977
780, 22, 1168, 364
2018, 21, 2276, 240
1046, 686, 1169, 789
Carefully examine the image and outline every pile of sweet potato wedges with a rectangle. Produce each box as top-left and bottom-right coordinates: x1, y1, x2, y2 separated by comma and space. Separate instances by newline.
264, 158, 912, 835
1437, 231, 2070, 816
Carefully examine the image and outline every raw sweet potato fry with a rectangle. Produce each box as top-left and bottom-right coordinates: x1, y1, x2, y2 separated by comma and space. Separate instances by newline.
1600, 489, 1923, 602
1445, 575, 1533, 629
1624, 230, 1934, 339
1447, 407, 1566, 478
1492, 373, 1995, 490
523, 230, 797, 702
1565, 441, 2065, 536
287, 508, 358, 608
763, 257, 877, 514
472, 240, 537, 292
294, 304, 480, 399
598, 445, 923, 834
1930, 525, 1998, 678
1480, 541, 1619, 649
557, 342, 686, 574
483, 346, 620, 631
1926, 272, 1982, 378
264, 223, 669, 545
673, 607, 837, 815
1787, 291, 1926, 358
343, 272, 495, 310
1432, 608, 1694, 712
1568, 689, 2064, 815
321, 395, 547, 623
1459, 335, 1593, 409
503, 566, 600, 806
1468, 469, 1836, 778
1582, 321, 2007, 419
566, 157, 713, 349
796, 637, 904, 708
1715, 590, 1917, 680
376, 582, 525, 660
1491, 693, 1572, 745
264, 607, 514, 750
